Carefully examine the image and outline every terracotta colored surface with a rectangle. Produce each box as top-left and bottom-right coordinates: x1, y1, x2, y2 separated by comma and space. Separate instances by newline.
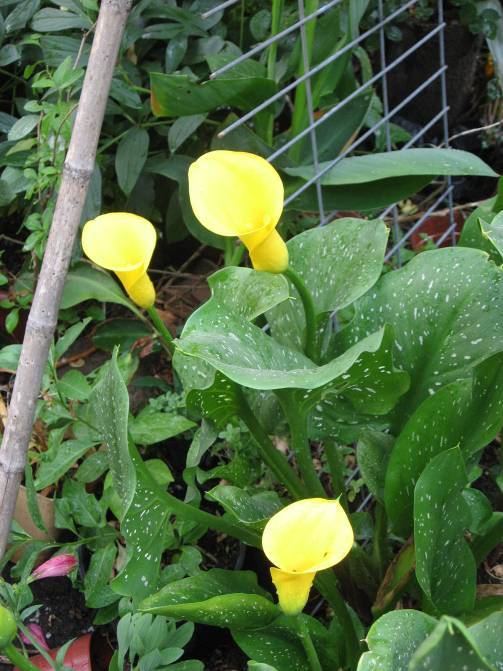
19, 634, 92, 671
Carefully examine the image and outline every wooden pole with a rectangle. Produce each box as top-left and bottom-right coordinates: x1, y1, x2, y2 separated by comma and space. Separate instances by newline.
0, 0, 132, 558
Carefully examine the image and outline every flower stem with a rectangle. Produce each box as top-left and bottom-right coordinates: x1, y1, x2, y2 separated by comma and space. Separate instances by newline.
315, 571, 361, 669
295, 615, 323, 671
276, 391, 325, 497
371, 503, 389, 581
324, 440, 349, 512
264, 0, 284, 144
283, 267, 318, 362
146, 306, 175, 355
234, 385, 307, 499
3, 643, 44, 671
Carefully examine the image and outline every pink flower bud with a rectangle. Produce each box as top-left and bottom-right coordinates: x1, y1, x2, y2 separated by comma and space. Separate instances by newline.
29, 554, 78, 581
21, 624, 49, 651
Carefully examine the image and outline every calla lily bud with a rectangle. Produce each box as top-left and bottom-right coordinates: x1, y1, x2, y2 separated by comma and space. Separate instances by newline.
29, 554, 78, 581
20, 624, 49, 651
262, 498, 354, 615
0, 606, 17, 648
82, 213, 157, 308
188, 150, 289, 273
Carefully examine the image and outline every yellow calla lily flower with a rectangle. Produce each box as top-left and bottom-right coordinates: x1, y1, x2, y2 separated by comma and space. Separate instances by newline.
188, 150, 288, 273
262, 498, 354, 615
82, 212, 156, 308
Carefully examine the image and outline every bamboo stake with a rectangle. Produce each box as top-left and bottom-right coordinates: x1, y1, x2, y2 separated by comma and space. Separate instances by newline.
0, 0, 132, 558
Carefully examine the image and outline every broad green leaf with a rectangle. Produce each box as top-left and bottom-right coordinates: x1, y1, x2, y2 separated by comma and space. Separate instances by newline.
84, 543, 119, 608
140, 569, 277, 629
357, 430, 394, 503
111, 444, 171, 601
31, 7, 92, 31
150, 72, 276, 117
5, 0, 40, 33
285, 149, 497, 211
7, 115, 38, 141
129, 407, 195, 445
0, 344, 21, 371
115, 127, 149, 196
414, 448, 475, 615
338, 247, 503, 430
34, 438, 97, 490
207, 486, 283, 530
267, 218, 388, 351
92, 319, 151, 352
357, 609, 437, 671
286, 148, 497, 184
233, 614, 342, 671
385, 353, 503, 534
458, 184, 502, 261
469, 612, 503, 669
90, 348, 136, 520
53, 317, 91, 361
61, 262, 141, 317
480, 211, 503, 259
409, 617, 495, 671
168, 114, 206, 153
58, 369, 91, 401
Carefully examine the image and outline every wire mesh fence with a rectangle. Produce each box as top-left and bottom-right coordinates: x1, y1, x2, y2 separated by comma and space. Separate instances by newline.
199, 0, 458, 513
202, 0, 456, 268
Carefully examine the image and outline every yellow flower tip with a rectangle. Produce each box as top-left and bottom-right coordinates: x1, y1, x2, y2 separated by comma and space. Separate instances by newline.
82, 212, 157, 308
270, 567, 315, 616
188, 151, 285, 267
248, 228, 289, 273
262, 498, 354, 575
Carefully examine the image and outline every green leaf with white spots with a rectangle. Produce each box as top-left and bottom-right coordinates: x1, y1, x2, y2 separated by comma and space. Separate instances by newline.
175, 264, 400, 393
90, 348, 136, 520
111, 443, 172, 601
357, 609, 437, 671
267, 218, 388, 351
480, 211, 503, 260
233, 614, 342, 671
357, 430, 395, 504
409, 617, 495, 671
468, 612, 503, 670
140, 569, 277, 629
207, 486, 283, 530
337, 247, 503, 431
414, 447, 475, 615
385, 353, 503, 535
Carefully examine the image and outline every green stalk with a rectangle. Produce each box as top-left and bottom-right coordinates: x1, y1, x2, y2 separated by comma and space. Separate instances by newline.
161, 489, 259, 547
146, 305, 175, 355
277, 390, 325, 497
17, 623, 56, 670
289, 0, 319, 163
295, 615, 323, 671
371, 503, 389, 581
4, 643, 44, 671
283, 267, 318, 362
324, 440, 348, 512
235, 385, 307, 499
265, 0, 284, 145
315, 571, 361, 669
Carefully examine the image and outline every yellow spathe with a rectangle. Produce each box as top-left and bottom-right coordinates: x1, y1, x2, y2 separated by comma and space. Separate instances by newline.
188, 150, 288, 273
270, 568, 316, 616
262, 498, 354, 615
82, 212, 156, 308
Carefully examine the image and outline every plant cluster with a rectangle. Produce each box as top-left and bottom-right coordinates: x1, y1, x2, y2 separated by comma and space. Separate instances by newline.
0, 2, 502, 671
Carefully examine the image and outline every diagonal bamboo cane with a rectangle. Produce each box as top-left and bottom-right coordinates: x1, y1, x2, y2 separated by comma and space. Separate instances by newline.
0, 0, 132, 558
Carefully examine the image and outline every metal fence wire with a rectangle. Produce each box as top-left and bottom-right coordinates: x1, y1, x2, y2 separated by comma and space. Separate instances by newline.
201, 0, 456, 268
199, 0, 457, 514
